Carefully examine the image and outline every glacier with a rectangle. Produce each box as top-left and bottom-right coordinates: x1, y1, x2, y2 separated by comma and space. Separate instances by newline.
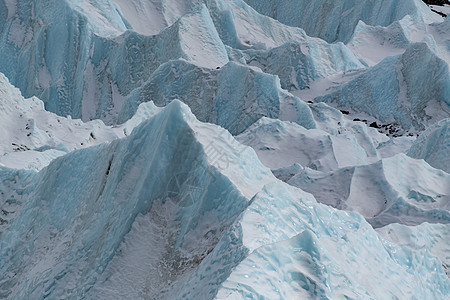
0, 0, 449, 299
0, 1, 229, 122
0, 71, 164, 171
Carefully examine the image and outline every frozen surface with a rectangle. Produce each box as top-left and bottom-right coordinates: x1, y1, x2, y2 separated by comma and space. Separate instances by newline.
0, 0, 364, 126
348, 13, 450, 67
430, 4, 450, 16
242, 40, 363, 91
0, 1, 449, 299
0, 2, 228, 123
1, 99, 447, 299
113, 0, 199, 35
348, 15, 432, 66
120, 59, 318, 135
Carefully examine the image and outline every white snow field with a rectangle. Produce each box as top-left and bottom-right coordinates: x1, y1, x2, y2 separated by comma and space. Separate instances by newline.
0, 0, 449, 299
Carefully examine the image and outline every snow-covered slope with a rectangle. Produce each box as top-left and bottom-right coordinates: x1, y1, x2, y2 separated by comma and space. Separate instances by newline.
0, 2, 229, 123
0, 71, 163, 171
377, 222, 450, 275
242, 40, 363, 91
288, 154, 450, 228
347, 15, 433, 66
236, 116, 381, 171
1, 99, 447, 299
120, 59, 320, 135
113, 0, 199, 35
0, 72, 119, 170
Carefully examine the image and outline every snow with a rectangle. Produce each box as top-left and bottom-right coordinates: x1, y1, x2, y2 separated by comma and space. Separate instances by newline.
0, 71, 164, 171
3, 0, 17, 19
430, 4, 450, 16
377, 222, 450, 276
0, 94, 447, 298
68, 0, 129, 37
288, 153, 450, 228
243, 40, 363, 91
347, 16, 428, 66
113, 0, 199, 36
176, 4, 229, 69
0, 1, 230, 122
236, 117, 380, 171
120, 59, 317, 135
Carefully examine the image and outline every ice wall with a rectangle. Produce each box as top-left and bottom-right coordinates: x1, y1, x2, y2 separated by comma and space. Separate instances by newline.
408, 118, 450, 172
315, 42, 450, 132
243, 0, 441, 43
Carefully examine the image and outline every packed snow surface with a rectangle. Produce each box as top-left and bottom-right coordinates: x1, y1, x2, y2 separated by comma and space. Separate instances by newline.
0, 0, 449, 299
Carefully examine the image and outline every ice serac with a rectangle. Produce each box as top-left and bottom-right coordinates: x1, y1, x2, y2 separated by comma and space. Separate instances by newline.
288, 153, 450, 228
348, 15, 434, 65
0, 1, 228, 122
0, 0, 366, 129
243, 39, 363, 91
243, 0, 441, 43
167, 183, 449, 299
0, 1, 449, 299
315, 42, 450, 132
408, 118, 450, 173
0, 0, 132, 117
347, 7, 450, 66
205, 0, 309, 49
203, 0, 369, 77
0, 100, 276, 299
83, 4, 228, 122
120, 59, 316, 135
